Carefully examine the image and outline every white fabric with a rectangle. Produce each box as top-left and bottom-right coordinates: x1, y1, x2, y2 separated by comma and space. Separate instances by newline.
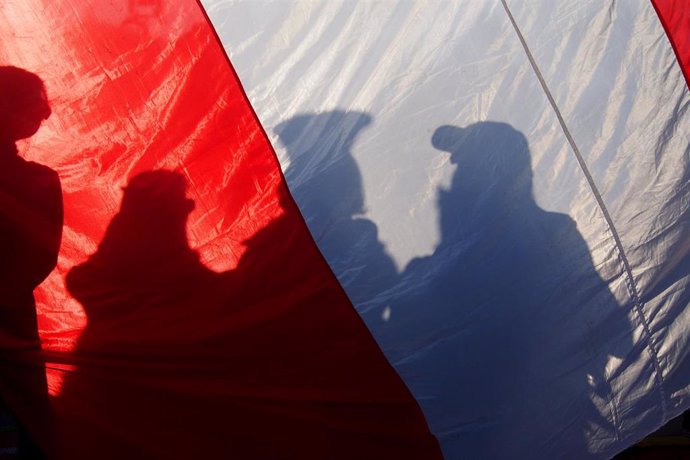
201, 1, 690, 458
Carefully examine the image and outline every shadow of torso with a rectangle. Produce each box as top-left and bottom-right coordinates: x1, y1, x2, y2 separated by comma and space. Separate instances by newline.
385, 122, 631, 458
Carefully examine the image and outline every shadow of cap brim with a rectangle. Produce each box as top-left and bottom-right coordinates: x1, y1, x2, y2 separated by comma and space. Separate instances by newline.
431, 125, 465, 153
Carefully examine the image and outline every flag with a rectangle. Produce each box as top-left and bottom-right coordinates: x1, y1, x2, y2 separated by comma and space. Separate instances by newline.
0, 0, 688, 458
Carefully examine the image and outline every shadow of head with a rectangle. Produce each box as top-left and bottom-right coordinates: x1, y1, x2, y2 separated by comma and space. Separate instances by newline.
88, 170, 199, 267
0, 66, 51, 142
274, 111, 372, 219
432, 121, 532, 202
122, 170, 195, 223
274, 110, 371, 161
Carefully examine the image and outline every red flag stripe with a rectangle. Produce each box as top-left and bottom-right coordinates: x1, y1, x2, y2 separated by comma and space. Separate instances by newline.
652, 0, 690, 88
0, 1, 441, 458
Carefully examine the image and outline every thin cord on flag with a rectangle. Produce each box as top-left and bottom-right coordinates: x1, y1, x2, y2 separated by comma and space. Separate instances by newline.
499, 0, 668, 424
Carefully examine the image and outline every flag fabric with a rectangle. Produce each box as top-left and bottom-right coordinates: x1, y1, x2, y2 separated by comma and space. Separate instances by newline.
0, 1, 688, 459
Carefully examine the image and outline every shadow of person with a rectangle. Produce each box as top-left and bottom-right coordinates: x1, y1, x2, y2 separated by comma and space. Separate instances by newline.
58, 171, 440, 459
276, 111, 398, 308
390, 122, 632, 458
57, 171, 231, 458
64, 172, 220, 356
0, 66, 59, 459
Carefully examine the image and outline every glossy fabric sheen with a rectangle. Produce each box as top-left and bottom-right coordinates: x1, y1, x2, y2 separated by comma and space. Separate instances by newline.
0, 1, 441, 458
202, 0, 690, 458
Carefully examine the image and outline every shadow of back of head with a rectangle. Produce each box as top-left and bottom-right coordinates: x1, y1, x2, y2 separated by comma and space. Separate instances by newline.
390, 121, 633, 457
275, 110, 398, 305
276, 111, 369, 223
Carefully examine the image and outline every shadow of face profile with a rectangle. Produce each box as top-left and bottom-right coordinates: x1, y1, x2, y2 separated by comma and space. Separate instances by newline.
432, 122, 532, 207
0, 66, 51, 143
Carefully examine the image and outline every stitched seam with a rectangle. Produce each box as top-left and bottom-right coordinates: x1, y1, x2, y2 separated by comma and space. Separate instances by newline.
500, 0, 668, 423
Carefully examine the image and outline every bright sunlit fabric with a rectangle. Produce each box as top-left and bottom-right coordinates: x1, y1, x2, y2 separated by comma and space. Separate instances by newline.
0, 0, 688, 459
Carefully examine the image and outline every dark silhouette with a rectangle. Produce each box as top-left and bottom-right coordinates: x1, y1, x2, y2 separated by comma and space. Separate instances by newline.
276, 111, 398, 309
57, 170, 441, 459
383, 122, 636, 458
57, 171, 229, 457
0, 66, 59, 459
65, 172, 223, 357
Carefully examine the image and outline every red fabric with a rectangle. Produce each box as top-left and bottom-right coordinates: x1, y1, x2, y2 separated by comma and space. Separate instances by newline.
0, 1, 441, 458
652, 0, 690, 88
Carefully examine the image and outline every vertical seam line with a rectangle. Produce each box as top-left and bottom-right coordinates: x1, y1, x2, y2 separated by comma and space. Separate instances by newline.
499, 0, 668, 422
